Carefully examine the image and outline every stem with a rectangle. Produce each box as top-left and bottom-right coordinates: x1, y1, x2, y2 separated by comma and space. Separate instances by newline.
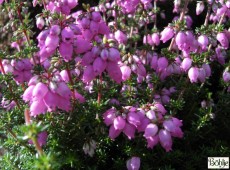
218, 11, 226, 26
204, 2, 213, 27
32, 138, 44, 156
16, 4, 37, 64
154, 0, 157, 29
97, 75, 102, 105
168, 0, 190, 51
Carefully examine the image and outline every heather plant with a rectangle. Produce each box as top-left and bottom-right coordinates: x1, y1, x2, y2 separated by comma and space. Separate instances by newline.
0, 0, 229, 169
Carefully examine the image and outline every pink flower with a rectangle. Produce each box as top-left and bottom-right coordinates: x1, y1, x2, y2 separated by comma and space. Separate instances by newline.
113, 116, 126, 130
196, 1, 205, 15
123, 123, 136, 139
120, 65, 131, 81
108, 48, 120, 62
157, 57, 168, 71
223, 70, 230, 82
202, 63, 211, 77
109, 125, 122, 139
30, 99, 47, 116
61, 27, 74, 43
32, 82, 49, 101
151, 33, 160, 46
82, 65, 96, 83
106, 61, 122, 83
93, 57, 107, 75
159, 129, 172, 152
198, 35, 209, 50
92, 12, 102, 22
103, 108, 116, 126
217, 32, 229, 49
36, 17, 45, 30
154, 103, 167, 115
188, 67, 199, 83
145, 110, 157, 120
59, 42, 73, 61
115, 30, 127, 44
144, 123, 158, 138
181, 58, 192, 71
146, 135, 159, 149
160, 27, 174, 43
126, 157, 141, 170
127, 112, 141, 127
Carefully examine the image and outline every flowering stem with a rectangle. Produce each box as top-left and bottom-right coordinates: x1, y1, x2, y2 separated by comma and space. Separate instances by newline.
168, 0, 190, 51
16, 3, 37, 65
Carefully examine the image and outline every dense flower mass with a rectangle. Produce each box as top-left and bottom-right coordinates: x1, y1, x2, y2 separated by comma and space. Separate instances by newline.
0, 0, 229, 169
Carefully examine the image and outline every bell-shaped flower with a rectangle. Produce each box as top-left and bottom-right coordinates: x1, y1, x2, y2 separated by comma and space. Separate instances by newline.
152, 33, 160, 46
60, 70, 70, 82
120, 65, 131, 81
82, 65, 96, 83
23, 85, 35, 102
126, 157, 141, 170
198, 35, 209, 50
181, 58, 192, 71
43, 91, 59, 111
92, 11, 102, 22
127, 112, 141, 127
67, 0, 78, 9
106, 62, 122, 83
144, 123, 158, 138
109, 125, 122, 140
113, 116, 126, 130
123, 123, 136, 140
202, 63, 211, 77
198, 68, 206, 83
74, 36, 92, 54
93, 57, 107, 75
36, 17, 45, 30
32, 82, 48, 101
82, 52, 94, 66
30, 99, 47, 116
115, 30, 127, 44
154, 103, 167, 115
196, 1, 205, 15
108, 48, 120, 62
223, 69, 230, 82
145, 110, 157, 121
56, 82, 71, 99
147, 135, 159, 149
157, 57, 168, 71
103, 108, 116, 126
59, 42, 73, 61
188, 67, 199, 83
159, 129, 172, 152
175, 31, 187, 47
217, 32, 229, 49
160, 27, 174, 43
61, 27, 74, 43
49, 25, 61, 36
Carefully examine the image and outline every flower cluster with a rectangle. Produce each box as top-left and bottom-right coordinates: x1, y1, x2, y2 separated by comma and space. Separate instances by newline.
103, 103, 183, 152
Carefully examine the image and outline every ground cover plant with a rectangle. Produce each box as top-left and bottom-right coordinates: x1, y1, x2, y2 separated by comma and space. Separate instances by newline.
0, 0, 230, 169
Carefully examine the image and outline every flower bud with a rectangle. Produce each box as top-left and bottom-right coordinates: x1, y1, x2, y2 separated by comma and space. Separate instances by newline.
36, 17, 45, 30
196, 1, 205, 15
